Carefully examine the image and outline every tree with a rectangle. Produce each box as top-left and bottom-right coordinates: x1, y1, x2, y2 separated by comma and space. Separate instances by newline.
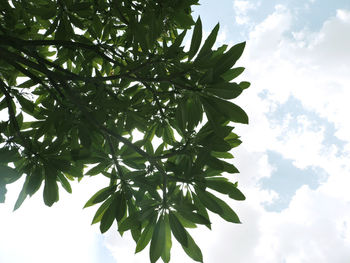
0, 0, 250, 262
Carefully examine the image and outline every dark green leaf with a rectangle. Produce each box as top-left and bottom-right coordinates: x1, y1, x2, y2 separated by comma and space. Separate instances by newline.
57, 173, 72, 194
100, 197, 117, 233
84, 185, 116, 208
150, 216, 166, 263
213, 42, 246, 76
135, 221, 154, 253
200, 95, 249, 124
169, 212, 188, 247
239, 81, 251, 89
43, 169, 59, 207
91, 197, 113, 224
206, 82, 242, 99
182, 231, 203, 262
188, 17, 202, 60
194, 188, 222, 214
221, 67, 245, 81
196, 23, 219, 60
161, 214, 172, 263
0, 164, 21, 184
118, 212, 141, 232
13, 175, 29, 211
209, 194, 241, 223
206, 178, 246, 200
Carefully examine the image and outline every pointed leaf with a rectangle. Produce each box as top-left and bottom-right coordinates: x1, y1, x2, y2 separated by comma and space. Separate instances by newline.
150, 216, 166, 263
84, 185, 115, 208
135, 221, 154, 253
188, 17, 202, 60
182, 231, 203, 262
169, 212, 188, 247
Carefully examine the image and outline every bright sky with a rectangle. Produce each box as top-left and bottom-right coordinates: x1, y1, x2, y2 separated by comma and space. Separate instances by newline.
1, 1, 350, 262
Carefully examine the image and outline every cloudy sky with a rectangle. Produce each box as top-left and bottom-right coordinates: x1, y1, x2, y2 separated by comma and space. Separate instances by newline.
1, 0, 350, 262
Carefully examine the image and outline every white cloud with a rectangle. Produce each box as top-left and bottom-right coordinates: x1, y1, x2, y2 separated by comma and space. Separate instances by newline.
0, 177, 109, 263
233, 0, 259, 25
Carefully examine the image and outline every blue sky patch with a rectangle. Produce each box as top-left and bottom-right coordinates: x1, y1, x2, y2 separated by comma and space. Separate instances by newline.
260, 150, 328, 212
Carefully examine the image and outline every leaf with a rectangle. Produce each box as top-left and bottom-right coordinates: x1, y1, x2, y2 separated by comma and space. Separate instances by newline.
84, 185, 116, 208
176, 209, 211, 226
169, 212, 188, 247
161, 214, 172, 263
208, 194, 241, 223
26, 166, 44, 196
0, 164, 21, 184
174, 12, 195, 29
205, 178, 246, 200
182, 231, 203, 262
150, 216, 166, 263
91, 197, 113, 224
206, 82, 242, 99
200, 95, 249, 125
196, 23, 219, 60
211, 151, 234, 159
16, 96, 35, 114
100, 197, 117, 233
0, 182, 6, 203
173, 212, 197, 229
43, 169, 59, 207
194, 188, 222, 214
213, 42, 246, 76
57, 173, 72, 194
221, 67, 245, 81
135, 221, 154, 253
188, 17, 202, 60
13, 176, 29, 211
118, 212, 141, 232
85, 162, 110, 176
239, 81, 251, 89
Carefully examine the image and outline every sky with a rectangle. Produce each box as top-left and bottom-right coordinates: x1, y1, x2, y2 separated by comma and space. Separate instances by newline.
1, 0, 350, 262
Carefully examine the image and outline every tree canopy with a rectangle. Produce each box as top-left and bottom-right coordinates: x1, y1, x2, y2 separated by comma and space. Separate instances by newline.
0, 0, 250, 262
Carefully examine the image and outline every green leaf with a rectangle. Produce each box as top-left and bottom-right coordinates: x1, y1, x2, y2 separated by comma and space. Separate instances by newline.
200, 95, 249, 125
194, 188, 222, 214
176, 209, 211, 226
206, 82, 242, 99
213, 42, 246, 76
174, 12, 195, 29
26, 166, 44, 196
100, 197, 117, 233
13, 175, 29, 211
57, 173, 72, 194
85, 162, 110, 176
118, 212, 141, 232
84, 185, 116, 208
196, 23, 219, 60
173, 212, 197, 229
206, 178, 245, 200
221, 67, 245, 81
211, 151, 234, 159
16, 95, 35, 114
0, 164, 21, 184
239, 81, 251, 89
209, 194, 241, 223
161, 214, 172, 263
43, 169, 59, 207
182, 231, 203, 262
135, 221, 154, 253
150, 216, 166, 263
188, 17, 202, 60
169, 212, 188, 247
91, 197, 113, 224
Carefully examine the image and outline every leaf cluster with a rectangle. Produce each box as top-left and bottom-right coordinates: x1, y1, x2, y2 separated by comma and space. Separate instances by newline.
0, 0, 249, 262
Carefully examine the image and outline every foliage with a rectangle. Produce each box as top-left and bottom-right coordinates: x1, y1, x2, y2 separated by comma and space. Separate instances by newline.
0, 0, 250, 262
